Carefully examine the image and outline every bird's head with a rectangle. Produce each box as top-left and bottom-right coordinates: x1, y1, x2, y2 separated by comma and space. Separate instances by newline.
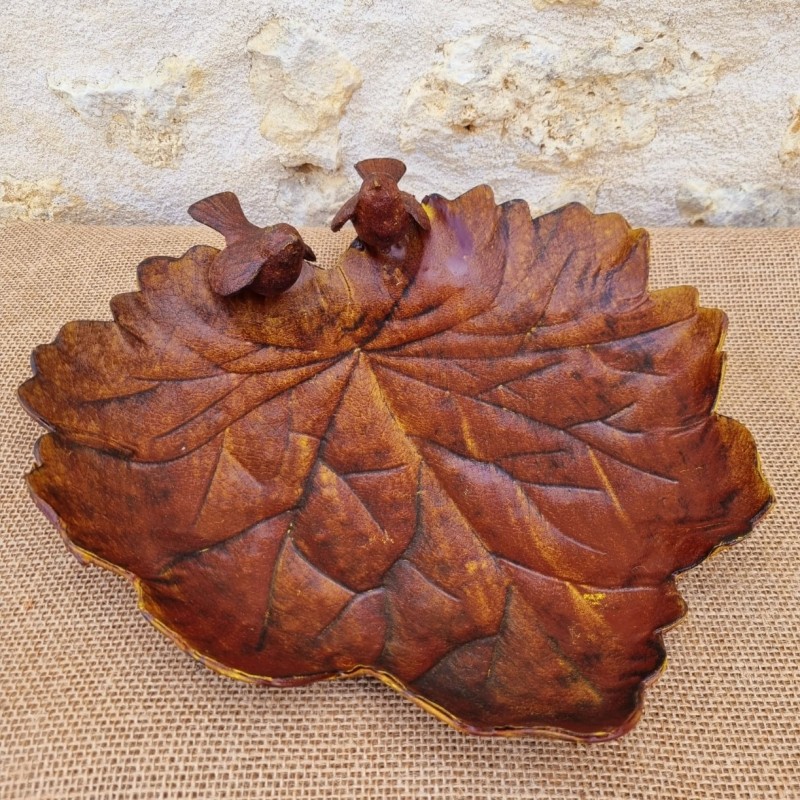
248, 224, 316, 296
259, 224, 314, 264
331, 158, 429, 252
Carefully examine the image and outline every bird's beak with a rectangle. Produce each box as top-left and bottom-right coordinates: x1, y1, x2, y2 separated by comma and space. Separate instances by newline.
303, 243, 317, 262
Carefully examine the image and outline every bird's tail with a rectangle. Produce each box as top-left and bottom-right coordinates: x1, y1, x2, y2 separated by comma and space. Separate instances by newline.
188, 192, 257, 241
355, 158, 407, 183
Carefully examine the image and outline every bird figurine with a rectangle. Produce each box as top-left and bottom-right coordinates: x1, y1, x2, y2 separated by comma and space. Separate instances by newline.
331, 158, 430, 253
188, 192, 316, 297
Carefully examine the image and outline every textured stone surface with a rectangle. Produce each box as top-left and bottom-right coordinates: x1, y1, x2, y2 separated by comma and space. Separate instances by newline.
401, 28, 720, 167
48, 57, 203, 168
273, 167, 356, 229
532, 0, 599, 8
248, 20, 362, 171
0, 177, 83, 222
677, 180, 800, 227
527, 178, 603, 219
1, 1, 798, 227
781, 93, 800, 164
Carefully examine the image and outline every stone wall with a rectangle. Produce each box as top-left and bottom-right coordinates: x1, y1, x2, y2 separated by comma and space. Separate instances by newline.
2, 1, 798, 227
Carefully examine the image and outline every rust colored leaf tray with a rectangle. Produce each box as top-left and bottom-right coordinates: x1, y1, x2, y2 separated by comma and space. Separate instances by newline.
18, 158, 772, 741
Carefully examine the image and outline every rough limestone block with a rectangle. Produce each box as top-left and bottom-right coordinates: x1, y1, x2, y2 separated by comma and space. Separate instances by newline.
0, 177, 83, 222
247, 20, 363, 171
401, 28, 720, 169
48, 57, 202, 168
527, 178, 602, 217
676, 180, 800, 227
2, 2, 798, 227
274, 167, 356, 228
780, 93, 800, 164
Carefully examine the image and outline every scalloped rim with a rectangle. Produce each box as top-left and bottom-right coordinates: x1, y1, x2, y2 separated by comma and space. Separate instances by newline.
23, 451, 773, 743
17, 211, 775, 741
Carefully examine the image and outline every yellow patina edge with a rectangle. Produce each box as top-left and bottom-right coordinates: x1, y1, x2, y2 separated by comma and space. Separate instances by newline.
58, 534, 654, 743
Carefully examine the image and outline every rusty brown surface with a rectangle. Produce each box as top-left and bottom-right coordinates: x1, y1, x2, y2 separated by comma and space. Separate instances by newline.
188, 191, 316, 296
18, 166, 771, 741
332, 158, 430, 293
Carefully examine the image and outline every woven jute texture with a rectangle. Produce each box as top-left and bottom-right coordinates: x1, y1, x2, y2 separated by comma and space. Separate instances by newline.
1, 222, 798, 799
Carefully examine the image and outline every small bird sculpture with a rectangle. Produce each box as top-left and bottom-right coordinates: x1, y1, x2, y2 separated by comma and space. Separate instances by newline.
188, 192, 316, 297
331, 158, 430, 252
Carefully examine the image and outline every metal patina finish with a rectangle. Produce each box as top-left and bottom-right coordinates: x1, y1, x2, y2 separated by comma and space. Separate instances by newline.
18, 159, 771, 741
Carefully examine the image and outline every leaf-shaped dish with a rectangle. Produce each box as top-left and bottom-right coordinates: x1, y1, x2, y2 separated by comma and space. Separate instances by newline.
19, 163, 771, 742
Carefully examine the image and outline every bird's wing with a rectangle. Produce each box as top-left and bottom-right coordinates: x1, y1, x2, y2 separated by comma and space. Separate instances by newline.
208, 244, 264, 296
188, 192, 260, 242
330, 192, 360, 232
401, 192, 431, 231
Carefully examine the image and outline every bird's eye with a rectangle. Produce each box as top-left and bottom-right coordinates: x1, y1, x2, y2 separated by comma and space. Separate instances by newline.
350, 238, 366, 251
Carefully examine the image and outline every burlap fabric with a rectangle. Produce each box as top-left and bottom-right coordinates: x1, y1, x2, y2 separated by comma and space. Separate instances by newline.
1, 222, 798, 799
